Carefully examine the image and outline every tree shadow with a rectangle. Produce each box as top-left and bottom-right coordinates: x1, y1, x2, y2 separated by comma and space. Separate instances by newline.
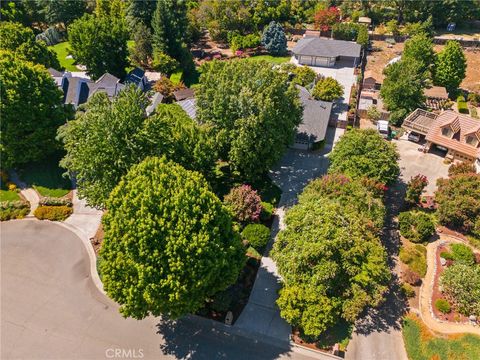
156, 316, 291, 360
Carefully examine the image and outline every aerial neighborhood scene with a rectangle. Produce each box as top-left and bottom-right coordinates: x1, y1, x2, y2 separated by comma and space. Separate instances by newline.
2, 0, 480, 359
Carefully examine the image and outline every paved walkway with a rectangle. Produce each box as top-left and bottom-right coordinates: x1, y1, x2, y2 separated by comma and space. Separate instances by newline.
64, 190, 103, 239
419, 235, 480, 335
1, 220, 325, 360
235, 127, 342, 345
20, 188, 39, 216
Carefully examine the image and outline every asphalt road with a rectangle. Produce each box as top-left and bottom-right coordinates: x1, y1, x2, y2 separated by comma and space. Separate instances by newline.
1, 220, 320, 360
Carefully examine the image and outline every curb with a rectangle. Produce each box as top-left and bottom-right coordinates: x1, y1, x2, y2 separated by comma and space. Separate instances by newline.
55, 220, 105, 295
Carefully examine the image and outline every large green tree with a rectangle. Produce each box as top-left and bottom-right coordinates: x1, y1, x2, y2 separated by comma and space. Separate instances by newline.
0, 51, 66, 168
68, 14, 129, 80
36, 0, 87, 26
0, 21, 60, 69
272, 176, 390, 337
434, 40, 467, 95
329, 129, 400, 185
402, 33, 435, 76
435, 173, 480, 233
58, 87, 215, 208
196, 59, 302, 179
126, 0, 157, 31
151, 0, 188, 60
380, 59, 426, 125
100, 156, 245, 319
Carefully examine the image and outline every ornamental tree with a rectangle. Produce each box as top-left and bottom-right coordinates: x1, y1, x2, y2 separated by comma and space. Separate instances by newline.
448, 162, 476, 177
68, 14, 129, 80
0, 21, 60, 69
312, 77, 344, 102
405, 174, 428, 206
224, 185, 262, 223
434, 41, 467, 95
261, 21, 287, 55
440, 263, 480, 316
314, 6, 340, 31
0, 51, 66, 168
292, 66, 317, 86
380, 59, 426, 125
58, 87, 215, 208
329, 129, 400, 185
196, 59, 302, 179
100, 156, 245, 319
435, 173, 480, 233
273, 198, 390, 337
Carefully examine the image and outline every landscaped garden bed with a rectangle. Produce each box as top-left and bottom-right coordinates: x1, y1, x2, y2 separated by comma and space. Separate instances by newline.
0, 172, 30, 221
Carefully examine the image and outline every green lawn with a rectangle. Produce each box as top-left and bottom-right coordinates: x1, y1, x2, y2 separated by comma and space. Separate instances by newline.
0, 190, 20, 202
48, 42, 77, 71
403, 314, 480, 360
19, 153, 72, 198
400, 244, 427, 276
244, 55, 291, 64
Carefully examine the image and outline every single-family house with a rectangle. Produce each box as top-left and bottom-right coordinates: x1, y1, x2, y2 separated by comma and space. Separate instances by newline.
293, 86, 333, 150
146, 92, 165, 116
291, 37, 362, 68
403, 108, 480, 167
125, 67, 148, 91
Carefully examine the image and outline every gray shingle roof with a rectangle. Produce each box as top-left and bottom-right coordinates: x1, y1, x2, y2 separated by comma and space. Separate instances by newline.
296, 86, 333, 143
292, 37, 361, 58
146, 92, 165, 116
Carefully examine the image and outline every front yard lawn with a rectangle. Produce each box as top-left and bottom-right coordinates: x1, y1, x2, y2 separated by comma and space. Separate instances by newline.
244, 55, 291, 64
0, 190, 20, 202
49, 42, 77, 71
19, 153, 72, 198
403, 313, 480, 360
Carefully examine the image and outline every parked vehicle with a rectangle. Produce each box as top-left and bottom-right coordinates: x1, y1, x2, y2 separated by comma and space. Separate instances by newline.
377, 120, 390, 139
408, 132, 421, 143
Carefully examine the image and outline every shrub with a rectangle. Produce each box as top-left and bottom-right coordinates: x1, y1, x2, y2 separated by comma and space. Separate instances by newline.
467, 92, 480, 106
405, 174, 428, 206
292, 66, 316, 86
448, 162, 476, 176
229, 33, 261, 52
0, 200, 30, 221
440, 263, 480, 316
241, 223, 270, 251
312, 77, 344, 101
153, 76, 185, 100
440, 251, 454, 260
367, 105, 381, 122
451, 243, 475, 265
210, 290, 232, 313
457, 95, 469, 114
403, 268, 422, 286
35, 27, 63, 46
401, 283, 415, 298
399, 211, 435, 243
34, 205, 73, 221
224, 185, 262, 223
435, 299, 451, 314
400, 244, 427, 277
39, 196, 73, 207
152, 51, 179, 74
260, 201, 274, 221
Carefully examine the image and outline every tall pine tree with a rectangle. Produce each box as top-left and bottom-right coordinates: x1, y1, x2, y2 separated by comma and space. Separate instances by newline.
151, 0, 188, 60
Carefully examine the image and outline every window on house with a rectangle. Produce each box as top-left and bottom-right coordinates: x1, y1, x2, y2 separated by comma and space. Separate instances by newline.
466, 135, 478, 146
442, 127, 452, 137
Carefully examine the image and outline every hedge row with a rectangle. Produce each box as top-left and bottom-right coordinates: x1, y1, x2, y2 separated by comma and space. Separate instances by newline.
34, 205, 72, 221
0, 200, 30, 221
39, 196, 73, 207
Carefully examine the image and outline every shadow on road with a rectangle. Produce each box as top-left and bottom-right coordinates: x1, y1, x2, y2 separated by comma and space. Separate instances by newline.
352, 180, 410, 336
156, 317, 292, 360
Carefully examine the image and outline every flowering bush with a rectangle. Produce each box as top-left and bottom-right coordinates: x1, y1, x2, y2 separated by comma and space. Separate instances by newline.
8, 183, 17, 191
224, 185, 262, 223
405, 174, 428, 206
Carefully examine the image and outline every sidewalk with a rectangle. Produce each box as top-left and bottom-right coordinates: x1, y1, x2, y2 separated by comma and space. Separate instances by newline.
64, 190, 103, 239
419, 235, 480, 335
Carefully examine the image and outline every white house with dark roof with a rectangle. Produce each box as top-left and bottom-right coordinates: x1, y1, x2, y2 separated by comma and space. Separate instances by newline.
292, 37, 362, 68
293, 86, 333, 150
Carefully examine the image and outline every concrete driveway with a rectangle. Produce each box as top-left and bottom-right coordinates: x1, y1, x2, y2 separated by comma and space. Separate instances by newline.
0, 220, 322, 360
394, 136, 449, 195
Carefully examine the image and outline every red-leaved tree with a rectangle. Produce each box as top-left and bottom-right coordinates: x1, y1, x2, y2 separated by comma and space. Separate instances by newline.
314, 6, 340, 31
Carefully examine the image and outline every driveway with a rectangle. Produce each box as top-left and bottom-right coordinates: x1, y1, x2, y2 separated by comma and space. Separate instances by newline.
394, 136, 449, 195
0, 220, 323, 360
234, 127, 343, 346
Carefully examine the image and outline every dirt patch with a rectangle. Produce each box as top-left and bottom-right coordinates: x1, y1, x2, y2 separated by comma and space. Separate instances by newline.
91, 223, 104, 255
365, 40, 405, 83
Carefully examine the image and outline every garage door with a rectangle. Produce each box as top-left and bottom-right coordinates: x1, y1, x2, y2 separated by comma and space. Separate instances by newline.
300, 56, 313, 66
314, 57, 329, 67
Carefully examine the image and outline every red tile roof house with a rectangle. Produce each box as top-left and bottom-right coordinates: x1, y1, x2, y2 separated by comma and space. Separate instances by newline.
403, 109, 480, 168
